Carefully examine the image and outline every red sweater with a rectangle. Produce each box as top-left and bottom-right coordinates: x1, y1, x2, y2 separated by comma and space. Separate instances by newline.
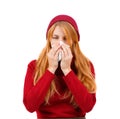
23, 60, 96, 118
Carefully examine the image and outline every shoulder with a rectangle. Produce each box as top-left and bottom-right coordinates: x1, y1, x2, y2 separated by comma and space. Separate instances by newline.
28, 59, 36, 65
28, 59, 36, 69
89, 60, 95, 77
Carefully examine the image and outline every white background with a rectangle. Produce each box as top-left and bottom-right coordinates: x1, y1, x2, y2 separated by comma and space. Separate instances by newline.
0, 0, 120, 119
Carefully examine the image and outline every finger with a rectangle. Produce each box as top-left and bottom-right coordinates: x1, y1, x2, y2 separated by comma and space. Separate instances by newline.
67, 47, 72, 57
62, 43, 70, 48
51, 42, 59, 48
58, 49, 62, 61
61, 50, 64, 60
54, 49, 61, 60
51, 44, 61, 56
61, 45, 69, 56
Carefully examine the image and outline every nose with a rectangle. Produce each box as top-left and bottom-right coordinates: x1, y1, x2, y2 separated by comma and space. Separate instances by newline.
55, 38, 63, 44
58, 39, 64, 45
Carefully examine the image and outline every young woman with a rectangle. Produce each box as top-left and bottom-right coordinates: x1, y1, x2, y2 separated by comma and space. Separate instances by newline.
23, 14, 97, 119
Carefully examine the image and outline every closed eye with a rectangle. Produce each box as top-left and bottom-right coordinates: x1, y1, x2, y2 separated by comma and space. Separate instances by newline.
52, 35, 59, 39
63, 36, 67, 41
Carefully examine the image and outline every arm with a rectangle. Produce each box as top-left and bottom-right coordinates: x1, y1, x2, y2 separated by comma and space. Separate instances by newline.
63, 62, 96, 113
23, 60, 55, 112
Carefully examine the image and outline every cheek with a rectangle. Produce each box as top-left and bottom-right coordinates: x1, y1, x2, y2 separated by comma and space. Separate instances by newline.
63, 39, 72, 46
50, 39, 59, 47
50, 39, 58, 47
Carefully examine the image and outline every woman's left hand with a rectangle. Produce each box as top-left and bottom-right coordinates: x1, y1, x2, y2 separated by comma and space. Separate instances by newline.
60, 44, 73, 75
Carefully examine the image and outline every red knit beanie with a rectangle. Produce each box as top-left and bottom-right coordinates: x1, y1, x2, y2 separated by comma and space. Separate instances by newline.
46, 14, 80, 41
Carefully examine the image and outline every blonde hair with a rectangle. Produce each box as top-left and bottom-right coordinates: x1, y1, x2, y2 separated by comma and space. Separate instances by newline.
34, 21, 96, 104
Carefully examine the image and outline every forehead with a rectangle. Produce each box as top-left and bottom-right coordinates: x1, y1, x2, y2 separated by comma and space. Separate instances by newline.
53, 26, 65, 35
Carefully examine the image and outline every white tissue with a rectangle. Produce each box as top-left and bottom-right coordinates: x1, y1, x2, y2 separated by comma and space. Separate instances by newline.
58, 52, 62, 61
58, 41, 63, 61
60, 40, 63, 46
51, 41, 63, 61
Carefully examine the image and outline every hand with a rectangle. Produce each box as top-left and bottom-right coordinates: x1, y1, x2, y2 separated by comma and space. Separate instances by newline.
60, 44, 73, 75
47, 44, 61, 73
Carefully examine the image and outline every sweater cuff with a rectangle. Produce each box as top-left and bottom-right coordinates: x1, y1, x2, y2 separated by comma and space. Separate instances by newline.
45, 69, 55, 79
63, 70, 74, 79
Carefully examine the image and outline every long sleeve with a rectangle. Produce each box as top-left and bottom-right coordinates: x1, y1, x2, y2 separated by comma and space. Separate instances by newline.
23, 60, 55, 112
63, 62, 96, 113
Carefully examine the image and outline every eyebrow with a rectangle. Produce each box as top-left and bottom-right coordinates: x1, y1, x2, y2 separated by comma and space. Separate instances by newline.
52, 34, 58, 37
53, 33, 58, 35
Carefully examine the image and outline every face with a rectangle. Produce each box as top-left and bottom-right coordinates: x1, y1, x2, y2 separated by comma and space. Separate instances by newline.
50, 26, 67, 46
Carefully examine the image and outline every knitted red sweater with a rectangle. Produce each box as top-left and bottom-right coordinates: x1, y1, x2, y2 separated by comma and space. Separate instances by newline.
23, 60, 96, 118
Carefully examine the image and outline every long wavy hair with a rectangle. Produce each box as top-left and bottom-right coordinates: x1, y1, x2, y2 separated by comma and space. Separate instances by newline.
33, 21, 96, 104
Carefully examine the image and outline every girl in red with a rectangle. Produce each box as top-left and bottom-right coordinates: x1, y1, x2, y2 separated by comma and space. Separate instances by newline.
23, 14, 97, 119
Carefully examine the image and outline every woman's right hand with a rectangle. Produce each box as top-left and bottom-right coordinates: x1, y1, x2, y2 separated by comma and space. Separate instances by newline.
47, 44, 61, 73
